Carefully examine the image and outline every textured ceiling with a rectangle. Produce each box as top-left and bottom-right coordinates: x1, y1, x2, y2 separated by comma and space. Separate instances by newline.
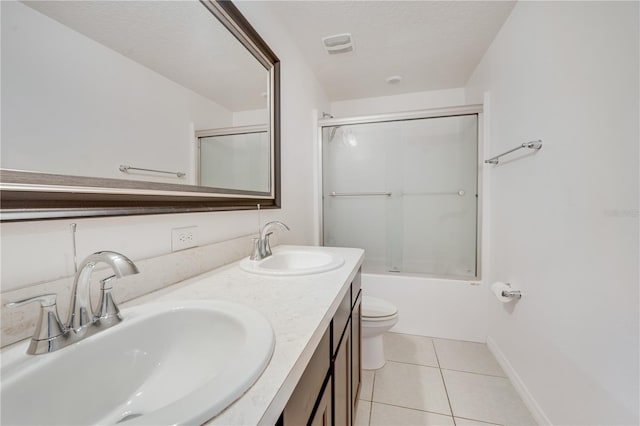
23, 1, 269, 112
267, 1, 516, 101
23, 1, 516, 109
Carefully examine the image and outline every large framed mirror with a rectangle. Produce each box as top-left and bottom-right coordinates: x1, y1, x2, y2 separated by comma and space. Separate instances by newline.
0, 0, 280, 221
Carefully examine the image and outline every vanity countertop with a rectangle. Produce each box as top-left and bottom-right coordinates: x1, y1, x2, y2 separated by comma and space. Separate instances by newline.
122, 245, 364, 426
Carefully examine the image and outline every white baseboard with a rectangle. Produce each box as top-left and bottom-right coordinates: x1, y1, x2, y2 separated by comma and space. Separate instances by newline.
486, 336, 552, 426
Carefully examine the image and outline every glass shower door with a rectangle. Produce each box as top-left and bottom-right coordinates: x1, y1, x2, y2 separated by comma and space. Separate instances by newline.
322, 114, 478, 278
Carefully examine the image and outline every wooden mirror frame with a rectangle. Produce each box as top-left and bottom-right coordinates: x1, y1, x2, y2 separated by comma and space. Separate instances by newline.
0, 0, 280, 221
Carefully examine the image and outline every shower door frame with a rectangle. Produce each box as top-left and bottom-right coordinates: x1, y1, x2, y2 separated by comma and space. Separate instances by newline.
317, 104, 485, 280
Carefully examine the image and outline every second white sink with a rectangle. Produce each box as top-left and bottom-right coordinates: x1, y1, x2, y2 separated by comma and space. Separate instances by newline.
240, 247, 345, 276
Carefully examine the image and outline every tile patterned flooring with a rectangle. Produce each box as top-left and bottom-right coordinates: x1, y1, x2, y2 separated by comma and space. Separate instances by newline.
354, 333, 536, 426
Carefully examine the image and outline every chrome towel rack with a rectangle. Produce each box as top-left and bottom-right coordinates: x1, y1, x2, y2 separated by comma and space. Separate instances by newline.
329, 191, 391, 197
403, 190, 466, 197
119, 165, 185, 178
485, 140, 543, 165
328, 190, 466, 197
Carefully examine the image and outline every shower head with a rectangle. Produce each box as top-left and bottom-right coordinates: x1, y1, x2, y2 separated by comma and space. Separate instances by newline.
329, 126, 340, 141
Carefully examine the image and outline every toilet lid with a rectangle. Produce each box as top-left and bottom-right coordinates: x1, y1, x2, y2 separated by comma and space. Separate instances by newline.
362, 296, 398, 318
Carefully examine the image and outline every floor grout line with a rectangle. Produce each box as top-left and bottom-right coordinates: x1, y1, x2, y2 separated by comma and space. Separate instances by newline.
388, 330, 484, 345
383, 359, 440, 370
385, 358, 440, 369
432, 337, 456, 425
367, 370, 376, 426
370, 400, 455, 420
384, 359, 508, 379
440, 367, 508, 379
453, 414, 504, 425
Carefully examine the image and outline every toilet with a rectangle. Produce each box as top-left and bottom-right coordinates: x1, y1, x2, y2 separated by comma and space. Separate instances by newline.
361, 296, 399, 370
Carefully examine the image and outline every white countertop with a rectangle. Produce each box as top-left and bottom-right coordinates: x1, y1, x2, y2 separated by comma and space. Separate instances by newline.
123, 245, 364, 426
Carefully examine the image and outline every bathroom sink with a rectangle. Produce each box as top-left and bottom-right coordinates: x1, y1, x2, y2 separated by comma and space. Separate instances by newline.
240, 247, 345, 276
1, 300, 274, 425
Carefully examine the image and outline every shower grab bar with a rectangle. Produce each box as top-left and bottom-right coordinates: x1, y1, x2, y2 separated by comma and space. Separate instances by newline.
484, 140, 543, 165
119, 165, 186, 178
329, 191, 392, 197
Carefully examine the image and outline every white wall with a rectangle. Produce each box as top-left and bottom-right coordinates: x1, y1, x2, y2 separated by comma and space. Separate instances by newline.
0, 1, 329, 292
466, 2, 639, 424
1, 1, 232, 184
329, 87, 466, 118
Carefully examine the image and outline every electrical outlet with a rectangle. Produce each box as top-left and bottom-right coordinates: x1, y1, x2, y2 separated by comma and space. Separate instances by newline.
171, 226, 198, 252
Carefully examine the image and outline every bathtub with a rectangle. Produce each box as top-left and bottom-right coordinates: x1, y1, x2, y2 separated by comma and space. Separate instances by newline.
361, 271, 488, 342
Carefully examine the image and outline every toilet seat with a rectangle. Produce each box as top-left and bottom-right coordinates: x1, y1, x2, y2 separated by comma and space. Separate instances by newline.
362, 296, 398, 321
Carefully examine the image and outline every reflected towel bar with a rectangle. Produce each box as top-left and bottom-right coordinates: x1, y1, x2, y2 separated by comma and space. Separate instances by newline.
119, 165, 186, 178
485, 140, 543, 165
329, 192, 391, 197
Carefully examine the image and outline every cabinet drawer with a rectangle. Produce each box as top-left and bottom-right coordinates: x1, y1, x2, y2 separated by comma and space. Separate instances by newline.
332, 288, 351, 355
283, 328, 330, 425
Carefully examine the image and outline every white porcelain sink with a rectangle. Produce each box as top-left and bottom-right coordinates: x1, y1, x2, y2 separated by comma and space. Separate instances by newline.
240, 247, 345, 276
1, 300, 274, 425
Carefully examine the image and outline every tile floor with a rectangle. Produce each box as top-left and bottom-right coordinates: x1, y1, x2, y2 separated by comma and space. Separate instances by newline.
354, 332, 536, 426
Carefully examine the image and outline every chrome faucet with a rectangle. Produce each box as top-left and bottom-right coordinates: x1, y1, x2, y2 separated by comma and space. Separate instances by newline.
67, 251, 139, 333
251, 221, 290, 261
6, 251, 139, 355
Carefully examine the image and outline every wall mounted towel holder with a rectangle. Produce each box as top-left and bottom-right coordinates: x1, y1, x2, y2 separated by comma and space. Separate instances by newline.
119, 165, 185, 178
485, 140, 543, 165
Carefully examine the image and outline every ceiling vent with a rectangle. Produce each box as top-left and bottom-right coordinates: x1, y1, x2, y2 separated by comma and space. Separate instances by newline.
322, 33, 354, 55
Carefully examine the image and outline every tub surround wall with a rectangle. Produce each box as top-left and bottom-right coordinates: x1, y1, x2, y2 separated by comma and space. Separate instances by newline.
362, 273, 487, 343
466, 1, 639, 424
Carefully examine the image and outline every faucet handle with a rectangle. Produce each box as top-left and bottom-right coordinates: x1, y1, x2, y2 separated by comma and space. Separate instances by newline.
6, 293, 57, 309
96, 275, 122, 327
250, 237, 262, 261
5, 294, 67, 354
263, 232, 274, 257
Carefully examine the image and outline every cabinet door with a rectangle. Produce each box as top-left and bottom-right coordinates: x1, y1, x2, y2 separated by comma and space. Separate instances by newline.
333, 318, 351, 426
351, 290, 362, 413
310, 380, 333, 426
283, 329, 331, 426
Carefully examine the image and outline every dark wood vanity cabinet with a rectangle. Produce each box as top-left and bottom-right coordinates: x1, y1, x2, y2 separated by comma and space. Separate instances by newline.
280, 268, 362, 426
333, 316, 351, 426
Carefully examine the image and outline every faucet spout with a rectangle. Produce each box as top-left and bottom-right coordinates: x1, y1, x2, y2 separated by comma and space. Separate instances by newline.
67, 251, 139, 333
260, 221, 290, 241
252, 221, 290, 260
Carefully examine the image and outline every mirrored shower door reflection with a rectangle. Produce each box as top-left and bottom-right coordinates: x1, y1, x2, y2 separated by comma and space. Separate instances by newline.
322, 114, 478, 278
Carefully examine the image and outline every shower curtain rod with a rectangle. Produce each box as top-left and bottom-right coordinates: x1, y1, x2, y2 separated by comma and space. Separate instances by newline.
318, 104, 483, 127
328, 190, 466, 197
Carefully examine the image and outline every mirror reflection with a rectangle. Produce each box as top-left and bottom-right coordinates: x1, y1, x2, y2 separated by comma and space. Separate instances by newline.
1, 0, 271, 193
197, 126, 270, 192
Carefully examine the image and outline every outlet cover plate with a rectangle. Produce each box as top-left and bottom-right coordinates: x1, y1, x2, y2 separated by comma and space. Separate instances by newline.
171, 226, 198, 252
